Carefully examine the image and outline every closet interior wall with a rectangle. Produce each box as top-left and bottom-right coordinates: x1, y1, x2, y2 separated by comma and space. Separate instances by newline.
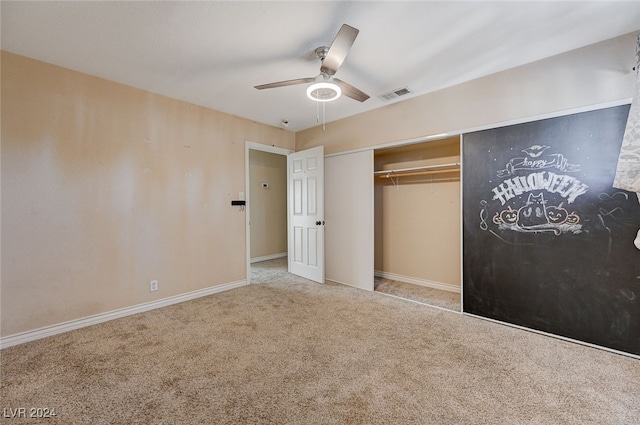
374, 137, 461, 291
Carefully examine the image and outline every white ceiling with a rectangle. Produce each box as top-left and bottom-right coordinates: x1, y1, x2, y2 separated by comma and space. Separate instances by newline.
2, 1, 640, 132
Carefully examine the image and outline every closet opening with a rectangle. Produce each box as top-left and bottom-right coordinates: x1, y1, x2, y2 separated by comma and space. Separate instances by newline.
373, 136, 462, 312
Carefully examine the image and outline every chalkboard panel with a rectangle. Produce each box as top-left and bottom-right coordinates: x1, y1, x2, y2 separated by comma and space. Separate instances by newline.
462, 105, 640, 356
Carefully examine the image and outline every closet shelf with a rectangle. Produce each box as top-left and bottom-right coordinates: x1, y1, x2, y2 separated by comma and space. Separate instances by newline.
374, 162, 460, 178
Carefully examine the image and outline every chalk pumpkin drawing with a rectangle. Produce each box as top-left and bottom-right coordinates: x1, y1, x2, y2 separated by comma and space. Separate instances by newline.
483, 145, 583, 236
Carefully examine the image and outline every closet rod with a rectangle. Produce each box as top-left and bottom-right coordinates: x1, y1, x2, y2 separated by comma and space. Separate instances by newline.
373, 162, 460, 177
377, 169, 459, 178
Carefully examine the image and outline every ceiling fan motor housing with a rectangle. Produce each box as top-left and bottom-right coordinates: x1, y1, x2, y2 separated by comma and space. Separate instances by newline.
315, 46, 329, 60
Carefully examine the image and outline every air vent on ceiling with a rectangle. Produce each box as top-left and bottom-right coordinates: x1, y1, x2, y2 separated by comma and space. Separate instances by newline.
378, 87, 411, 101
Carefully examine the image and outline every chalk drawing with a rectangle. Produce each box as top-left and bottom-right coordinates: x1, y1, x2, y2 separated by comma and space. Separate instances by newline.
482, 145, 585, 237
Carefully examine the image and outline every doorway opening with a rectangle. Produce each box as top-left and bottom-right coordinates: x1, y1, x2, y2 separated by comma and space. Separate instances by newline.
245, 142, 292, 283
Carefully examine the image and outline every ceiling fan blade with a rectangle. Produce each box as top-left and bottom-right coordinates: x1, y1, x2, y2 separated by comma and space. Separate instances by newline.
321, 24, 359, 75
255, 77, 315, 90
333, 78, 370, 102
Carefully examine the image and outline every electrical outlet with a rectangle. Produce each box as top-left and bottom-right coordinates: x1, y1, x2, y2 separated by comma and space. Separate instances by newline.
150, 280, 158, 292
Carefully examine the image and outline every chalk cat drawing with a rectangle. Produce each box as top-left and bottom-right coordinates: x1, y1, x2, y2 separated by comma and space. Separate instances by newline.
517, 193, 550, 229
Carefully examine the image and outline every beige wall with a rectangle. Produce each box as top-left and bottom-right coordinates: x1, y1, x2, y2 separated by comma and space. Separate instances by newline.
296, 32, 638, 154
1, 51, 295, 337
249, 150, 287, 259
374, 139, 461, 286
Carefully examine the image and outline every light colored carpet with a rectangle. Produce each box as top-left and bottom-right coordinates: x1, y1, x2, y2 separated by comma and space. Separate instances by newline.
1, 259, 638, 424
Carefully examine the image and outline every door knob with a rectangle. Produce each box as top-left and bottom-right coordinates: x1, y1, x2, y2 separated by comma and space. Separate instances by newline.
315, 220, 325, 226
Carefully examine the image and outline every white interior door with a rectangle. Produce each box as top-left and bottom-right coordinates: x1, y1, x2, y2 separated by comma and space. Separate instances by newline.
288, 146, 324, 283
325, 150, 374, 290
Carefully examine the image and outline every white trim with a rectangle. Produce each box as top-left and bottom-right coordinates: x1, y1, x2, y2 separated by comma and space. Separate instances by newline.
245, 141, 293, 156
459, 133, 465, 314
245, 141, 293, 283
464, 313, 640, 360
324, 98, 633, 158
374, 270, 460, 293
0, 280, 247, 349
375, 291, 462, 314
326, 278, 374, 292
324, 133, 453, 158
457, 98, 632, 137
250, 252, 287, 263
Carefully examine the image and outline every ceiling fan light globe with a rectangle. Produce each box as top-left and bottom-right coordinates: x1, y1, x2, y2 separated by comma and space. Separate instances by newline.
306, 82, 341, 102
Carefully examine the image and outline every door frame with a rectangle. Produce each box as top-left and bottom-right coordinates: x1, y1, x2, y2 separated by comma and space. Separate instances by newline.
245, 141, 293, 283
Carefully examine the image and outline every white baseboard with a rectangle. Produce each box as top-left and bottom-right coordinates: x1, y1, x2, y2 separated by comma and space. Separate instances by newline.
250, 252, 287, 263
376, 291, 462, 314
0, 279, 248, 349
374, 270, 460, 293
325, 278, 374, 292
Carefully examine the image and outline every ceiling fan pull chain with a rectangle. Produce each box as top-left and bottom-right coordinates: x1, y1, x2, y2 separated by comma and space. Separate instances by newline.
323, 101, 326, 132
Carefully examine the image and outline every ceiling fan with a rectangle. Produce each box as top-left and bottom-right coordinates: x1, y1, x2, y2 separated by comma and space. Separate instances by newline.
254, 24, 370, 103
